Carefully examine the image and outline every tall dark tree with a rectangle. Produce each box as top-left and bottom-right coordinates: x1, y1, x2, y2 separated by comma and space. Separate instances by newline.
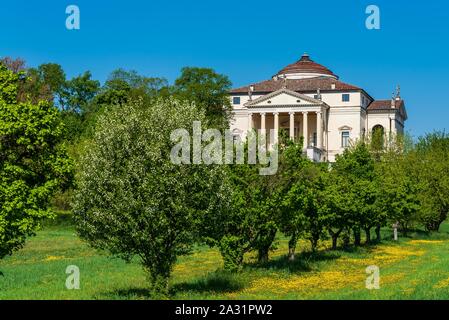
173, 67, 232, 129
62, 71, 100, 113
95, 68, 169, 106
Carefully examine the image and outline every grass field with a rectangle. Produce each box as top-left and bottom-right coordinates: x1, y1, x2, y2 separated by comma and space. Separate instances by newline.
1, 216, 449, 300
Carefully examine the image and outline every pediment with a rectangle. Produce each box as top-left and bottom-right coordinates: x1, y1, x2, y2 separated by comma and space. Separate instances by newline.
244, 88, 323, 107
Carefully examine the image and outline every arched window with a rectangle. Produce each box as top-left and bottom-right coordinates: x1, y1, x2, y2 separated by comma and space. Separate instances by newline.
371, 125, 385, 149
372, 125, 384, 135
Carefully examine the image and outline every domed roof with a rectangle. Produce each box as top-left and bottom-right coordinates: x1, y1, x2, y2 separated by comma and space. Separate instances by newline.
276, 53, 338, 79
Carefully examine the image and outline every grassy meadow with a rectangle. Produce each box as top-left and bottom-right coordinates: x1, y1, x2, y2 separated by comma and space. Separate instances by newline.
1, 214, 449, 300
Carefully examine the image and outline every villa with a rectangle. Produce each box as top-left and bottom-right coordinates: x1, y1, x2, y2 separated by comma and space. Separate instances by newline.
229, 53, 408, 162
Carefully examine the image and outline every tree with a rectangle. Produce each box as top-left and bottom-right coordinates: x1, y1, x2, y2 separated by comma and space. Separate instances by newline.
275, 137, 311, 259
73, 98, 227, 297
17, 62, 66, 105
95, 69, 169, 106
0, 57, 26, 73
282, 163, 328, 252
375, 135, 421, 237
36, 63, 66, 107
333, 141, 377, 245
0, 63, 73, 261
62, 71, 100, 113
199, 134, 280, 270
412, 132, 449, 231
321, 172, 355, 249
173, 67, 232, 129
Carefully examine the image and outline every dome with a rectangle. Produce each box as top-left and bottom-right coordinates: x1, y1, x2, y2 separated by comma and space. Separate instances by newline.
276, 53, 338, 80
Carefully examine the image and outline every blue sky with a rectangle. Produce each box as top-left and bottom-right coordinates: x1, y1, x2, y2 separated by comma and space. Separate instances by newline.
1, 0, 448, 137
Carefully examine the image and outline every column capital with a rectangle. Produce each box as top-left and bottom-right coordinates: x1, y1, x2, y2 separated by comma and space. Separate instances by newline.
273, 112, 279, 115
289, 111, 295, 115
303, 111, 309, 115
316, 111, 322, 115
260, 112, 266, 116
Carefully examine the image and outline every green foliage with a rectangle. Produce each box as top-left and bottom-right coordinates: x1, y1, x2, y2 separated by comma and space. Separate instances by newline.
333, 141, 379, 244
73, 98, 227, 297
283, 163, 329, 251
0, 64, 24, 103
375, 136, 421, 235
275, 139, 312, 256
0, 64, 73, 260
62, 71, 100, 113
95, 69, 169, 106
200, 138, 279, 270
20, 63, 66, 105
174, 67, 232, 129
217, 235, 245, 272
320, 171, 355, 249
412, 132, 449, 231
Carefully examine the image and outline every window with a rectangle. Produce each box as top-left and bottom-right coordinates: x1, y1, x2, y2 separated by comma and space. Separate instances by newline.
372, 125, 385, 149
342, 94, 350, 102
341, 131, 350, 148
314, 95, 319, 99
233, 97, 241, 105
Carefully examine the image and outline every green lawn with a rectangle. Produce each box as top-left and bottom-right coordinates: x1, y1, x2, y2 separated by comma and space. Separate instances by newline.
1, 218, 449, 300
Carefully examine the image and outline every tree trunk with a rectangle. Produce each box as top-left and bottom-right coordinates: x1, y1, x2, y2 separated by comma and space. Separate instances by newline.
257, 228, 277, 264
257, 247, 269, 264
365, 227, 371, 244
329, 229, 342, 250
375, 225, 381, 242
342, 230, 350, 248
310, 237, 319, 252
332, 235, 338, 250
353, 227, 361, 246
288, 233, 298, 261
148, 271, 170, 299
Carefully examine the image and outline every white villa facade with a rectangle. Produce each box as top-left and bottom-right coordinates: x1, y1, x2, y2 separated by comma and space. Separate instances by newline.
229, 54, 408, 162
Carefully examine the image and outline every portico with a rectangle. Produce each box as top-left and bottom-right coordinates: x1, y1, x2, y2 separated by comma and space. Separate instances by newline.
244, 88, 328, 161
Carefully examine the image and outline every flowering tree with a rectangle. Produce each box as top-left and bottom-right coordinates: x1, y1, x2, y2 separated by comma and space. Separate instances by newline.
73, 98, 226, 297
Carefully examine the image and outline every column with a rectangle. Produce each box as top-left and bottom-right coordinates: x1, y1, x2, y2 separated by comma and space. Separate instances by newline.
248, 112, 253, 131
289, 112, 295, 140
302, 112, 308, 149
316, 111, 322, 149
261, 112, 266, 132
274, 112, 279, 145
